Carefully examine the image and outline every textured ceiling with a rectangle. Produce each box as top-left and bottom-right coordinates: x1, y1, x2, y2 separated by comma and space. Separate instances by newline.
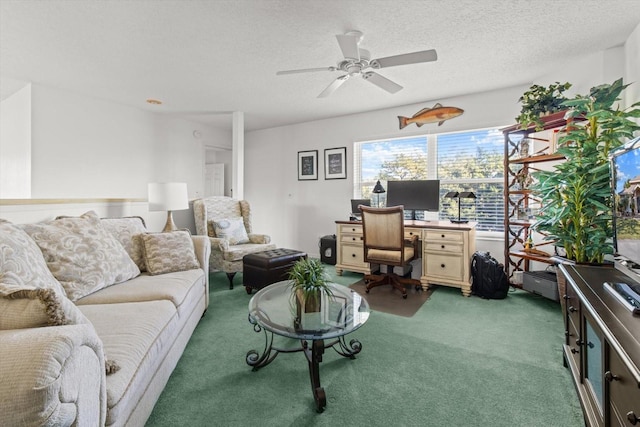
1, 0, 640, 131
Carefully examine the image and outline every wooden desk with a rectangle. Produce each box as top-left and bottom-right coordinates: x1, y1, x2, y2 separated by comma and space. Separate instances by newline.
335, 220, 477, 296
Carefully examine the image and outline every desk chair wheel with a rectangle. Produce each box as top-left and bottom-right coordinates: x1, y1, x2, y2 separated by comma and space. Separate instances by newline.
365, 289, 370, 293
402, 294, 407, 299
415, 285, 422, 291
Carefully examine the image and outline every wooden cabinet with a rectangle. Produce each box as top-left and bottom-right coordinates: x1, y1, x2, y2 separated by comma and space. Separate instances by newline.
502, 111, 580, 284
335, 220, 476, 296
559, 264, 640, 427
335, 223, 370, 274
422, 228, 476, 296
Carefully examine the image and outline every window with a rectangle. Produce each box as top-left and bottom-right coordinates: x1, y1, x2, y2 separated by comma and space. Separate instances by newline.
354, 128, 504, 232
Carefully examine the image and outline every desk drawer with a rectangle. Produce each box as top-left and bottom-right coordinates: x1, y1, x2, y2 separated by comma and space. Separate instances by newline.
424, 241, 462, 254
425, 230, 464, 242
425, 253, 463, 281
339, 224, 362, 235
340, 234, 363, 243
339, 244, 365, 267
405, 227, 421, 240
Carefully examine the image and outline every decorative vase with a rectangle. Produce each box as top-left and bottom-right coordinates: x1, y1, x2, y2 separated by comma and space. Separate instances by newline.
294, 289, 322, 330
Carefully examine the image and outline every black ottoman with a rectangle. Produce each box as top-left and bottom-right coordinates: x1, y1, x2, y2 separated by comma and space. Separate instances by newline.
242, 248, 307, 294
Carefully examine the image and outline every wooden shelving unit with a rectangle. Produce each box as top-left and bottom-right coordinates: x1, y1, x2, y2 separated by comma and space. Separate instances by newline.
502, 111, 575, 285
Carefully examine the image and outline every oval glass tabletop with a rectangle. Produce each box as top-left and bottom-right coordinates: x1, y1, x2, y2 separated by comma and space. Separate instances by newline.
248, 280, 370, 340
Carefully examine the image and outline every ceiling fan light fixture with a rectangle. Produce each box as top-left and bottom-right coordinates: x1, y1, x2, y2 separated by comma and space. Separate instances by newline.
276, 31, 437, 97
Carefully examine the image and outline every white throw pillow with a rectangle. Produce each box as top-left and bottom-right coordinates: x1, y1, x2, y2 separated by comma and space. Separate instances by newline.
22, 211, 140, 301
100, 216, 147, 272
211, 217, 250, 244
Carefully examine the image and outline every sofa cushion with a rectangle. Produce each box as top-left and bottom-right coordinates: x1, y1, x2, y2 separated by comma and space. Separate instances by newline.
211, 217, 250, 244
76, 269, 205, 313
79, 300, 179, 425
22, 211, 140, 301
100, 216, 147, 272
140, 231, 200, 275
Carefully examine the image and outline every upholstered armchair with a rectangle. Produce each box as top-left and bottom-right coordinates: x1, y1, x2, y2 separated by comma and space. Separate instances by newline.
193, 197, 275, 288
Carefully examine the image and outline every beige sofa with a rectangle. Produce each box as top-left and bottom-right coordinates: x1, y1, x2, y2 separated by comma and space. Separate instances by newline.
0, 212, 211, 426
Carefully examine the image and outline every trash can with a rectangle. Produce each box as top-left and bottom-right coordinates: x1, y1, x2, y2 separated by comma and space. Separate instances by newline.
319, 234, 336, 265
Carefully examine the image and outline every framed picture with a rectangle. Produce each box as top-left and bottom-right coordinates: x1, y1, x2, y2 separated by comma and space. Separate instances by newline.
324, 147, 347, 180
298, 150, 318, 180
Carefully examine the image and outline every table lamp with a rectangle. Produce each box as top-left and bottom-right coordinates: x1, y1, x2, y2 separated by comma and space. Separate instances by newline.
148, 182, 189, 232
372, 180, 386, 208
444, 191, 476, 223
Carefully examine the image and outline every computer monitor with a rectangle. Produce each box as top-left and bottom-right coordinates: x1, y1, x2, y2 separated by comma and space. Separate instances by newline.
351, 199, 371, 214
386, 180, 440, 217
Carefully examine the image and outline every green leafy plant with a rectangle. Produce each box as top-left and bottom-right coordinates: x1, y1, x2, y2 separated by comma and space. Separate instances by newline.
516, 82, 572, 130
288, 258, 333, 311
532, 78, 640, 264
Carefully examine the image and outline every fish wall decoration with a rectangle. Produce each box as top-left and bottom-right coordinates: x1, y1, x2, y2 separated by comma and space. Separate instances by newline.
398, 103, 464, 129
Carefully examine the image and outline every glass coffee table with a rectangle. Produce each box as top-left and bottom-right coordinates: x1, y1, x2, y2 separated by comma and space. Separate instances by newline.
246, 280, 370, 412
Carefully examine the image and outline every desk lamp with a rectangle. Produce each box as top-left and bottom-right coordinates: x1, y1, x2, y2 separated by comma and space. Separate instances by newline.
444, 191, 476, 223
372, 180, 386, 208
148, 182, 189, 232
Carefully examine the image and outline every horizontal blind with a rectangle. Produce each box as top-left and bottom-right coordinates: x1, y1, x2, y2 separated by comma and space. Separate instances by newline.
437, 128, 505, 231
354, 128, 505, 231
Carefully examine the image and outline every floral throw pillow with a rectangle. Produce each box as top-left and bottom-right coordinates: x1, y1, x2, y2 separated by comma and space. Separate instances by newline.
211, 217, 249, 245
0, 220, 66, 296
140, 230, 201, 276
100, 216, 147, 272
0, 220, 119, 373
22, 211, 140, 301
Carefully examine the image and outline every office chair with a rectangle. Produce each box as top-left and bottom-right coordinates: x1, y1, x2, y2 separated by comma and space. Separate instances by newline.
360, 205, 422, 299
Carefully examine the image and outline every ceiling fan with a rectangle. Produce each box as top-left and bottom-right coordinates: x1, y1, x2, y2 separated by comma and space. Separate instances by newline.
276, 30, 437, 98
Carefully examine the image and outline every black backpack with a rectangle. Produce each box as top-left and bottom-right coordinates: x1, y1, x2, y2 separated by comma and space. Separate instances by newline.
471, 251, 509, 299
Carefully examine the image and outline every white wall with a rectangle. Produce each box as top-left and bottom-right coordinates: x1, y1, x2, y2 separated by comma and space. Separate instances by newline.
245, 84, 528, 257
625, 22, 640, 108
27, 84, 230, 201
0, 84, 31, 197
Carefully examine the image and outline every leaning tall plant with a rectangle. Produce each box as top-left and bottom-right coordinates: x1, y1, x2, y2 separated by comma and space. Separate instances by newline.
532, 78, 640, 264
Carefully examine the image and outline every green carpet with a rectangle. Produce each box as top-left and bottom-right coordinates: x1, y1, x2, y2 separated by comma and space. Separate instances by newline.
146, 268, 583, 427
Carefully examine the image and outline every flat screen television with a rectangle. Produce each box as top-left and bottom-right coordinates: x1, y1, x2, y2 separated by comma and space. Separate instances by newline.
386, 180, 440, 218
611, 136, 640, 279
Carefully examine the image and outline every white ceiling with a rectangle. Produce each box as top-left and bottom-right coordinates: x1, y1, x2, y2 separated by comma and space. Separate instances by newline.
1, 0, 640, 132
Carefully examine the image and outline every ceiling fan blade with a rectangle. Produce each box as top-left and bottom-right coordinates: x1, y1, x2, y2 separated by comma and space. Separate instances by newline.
276, 66, 336, 75
318, 75, 350, 98
371, 49, 438, 69
362, 72, 403, 94
335, 34, 360, 60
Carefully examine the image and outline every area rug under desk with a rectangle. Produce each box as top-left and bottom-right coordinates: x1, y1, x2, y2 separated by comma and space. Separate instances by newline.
348, 280, 434, 317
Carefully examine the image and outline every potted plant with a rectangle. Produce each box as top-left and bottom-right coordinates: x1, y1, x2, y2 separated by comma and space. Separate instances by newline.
288, 258, 333, 315
516, 81, 572, 130
532, 78, 640, 264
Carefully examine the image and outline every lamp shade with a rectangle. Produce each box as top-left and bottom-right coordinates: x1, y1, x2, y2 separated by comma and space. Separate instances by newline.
148, 182, 188, 212
459, 191, 477, 199
373, 180, 386, 194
